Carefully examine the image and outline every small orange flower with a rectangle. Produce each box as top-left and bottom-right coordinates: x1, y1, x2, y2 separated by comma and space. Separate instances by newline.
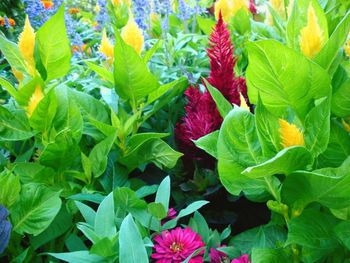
41, 0, 54, 9
68, 7, 80, 15
0, 17, 4, 27
8, 18, 15, 26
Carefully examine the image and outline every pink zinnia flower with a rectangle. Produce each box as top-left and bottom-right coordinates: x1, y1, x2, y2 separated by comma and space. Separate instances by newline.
209, 246, 230, 263
249, 0, 257, 15
151, 227, 205, 263
231, 254, 250, 263
161, 208, 177, 225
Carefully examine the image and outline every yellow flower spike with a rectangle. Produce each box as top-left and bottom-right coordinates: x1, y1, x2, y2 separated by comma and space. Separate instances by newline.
18, 16, 36, 76
98, 29, 114, 64
269, 0, 286, 19
27, 85, 44, 117
12, 67, 24, 82
215, 0, 233, 22
94, 3, 100, 13
342, 119, 350, 133
239, 93, 250, 111
112, 0, 131, 7
344, 39, 350, 58
278, 119, 305, 148
231, 0, 249, 16
121, 17, 144, 55
299, 3, 325, 58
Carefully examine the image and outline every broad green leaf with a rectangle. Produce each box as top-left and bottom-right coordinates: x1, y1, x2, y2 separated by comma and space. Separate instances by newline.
196, 16, 215, 35
85, 61, 114, 84
282, 157, 350, 210
91, 237, 118, 258
29, 88, 57, 134
11, 184, 62, 235
230, 224, 287, 254
65, 233, 88, 252
314, 11, 350, 70
286, 209, 340, 263
119, 138, 182, 172
334, 220, 350, 250
155, 176, 170, 211
217, 108, 269, 200
0, 170, 21, 208
31, 206, 72, 249
48, 251, 105, 263
242, 147, 313, 179
94, 193, 116, 239
246, 40, 331, 118
0, 106, 34, 141
317, 119, 350, 168
126, 133, 169, 153
142, 39, 161, 63
194, 130, 219, 159
119, 214, 149, 263
89, 133, 117, 178
147, 77, 187, 105
251, 248, 291, 263
0, 34, 27, 73
204, 79, 233, 118
148, 202, 167, 219
255, 96, 281, 157
36, 5, 71, 81
332, 78, 350, 118
304, 97, 330, 156
113, 188, 147, 212
114, 31, 158, 103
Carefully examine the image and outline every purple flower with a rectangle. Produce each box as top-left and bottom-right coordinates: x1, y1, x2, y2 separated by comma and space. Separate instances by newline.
132, 0, 151, 32
161, 208, 177, 225
210, 246, 230, 263
0, 205, 11, 254
178, 0, 192, 21
231, 254, 250, 263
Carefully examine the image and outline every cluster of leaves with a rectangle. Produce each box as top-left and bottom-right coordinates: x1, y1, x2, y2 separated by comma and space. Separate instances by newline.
196, 0, 350, 261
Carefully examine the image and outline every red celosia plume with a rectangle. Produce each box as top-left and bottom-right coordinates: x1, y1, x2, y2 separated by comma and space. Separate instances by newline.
175, 12, 249, 164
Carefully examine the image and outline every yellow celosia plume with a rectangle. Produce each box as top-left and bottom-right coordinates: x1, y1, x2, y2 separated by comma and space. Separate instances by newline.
121, 17, 144, 55
269, 0, 286, 19
18, 16, 36, 76
299, 3, 325, 58
344, 38, 350, 58
279, 119, 305, 148
27, 85, 44, 117
99, 29, 114, 64
239, 93, 250, 111
112, 0, 131, 7
215, 0, 249, 22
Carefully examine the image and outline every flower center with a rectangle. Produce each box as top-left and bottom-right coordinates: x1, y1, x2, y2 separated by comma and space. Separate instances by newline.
170, 242, 184, 252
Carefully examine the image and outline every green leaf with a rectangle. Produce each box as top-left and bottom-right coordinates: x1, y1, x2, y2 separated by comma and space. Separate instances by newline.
91, 237, 118, 258
242, 147, 313, 178
204, 79, 233, 118
282, 157, 350, 210
11, 184, 62, 235
194, 131, 219, 159
317, 119, 350, 168
75, 201, 96, 226
36, 4, 71, 81
315, 11, 350, 70
120, 138, 182, 172
286, 209, 340, 263
89, 133, 117, 178
0, 170, 21, 208
176, 201, 209, 219
148, 202, 167, 219
251, 248, 292, 263
255, 96, 281, 158
0, 76, 18, 98
230, 224, 287, 254
48, 251, 105, 263
94, 193, 116, 239
0, 34, 27, 73
246, 40, 331, 118
196, 16, 215, 35
114, 31, 159, 102
119, 214, 149, 263
85, 61, 114, 84
155, 176, 170, 211
147, 77, 187, 105
113, 187, 147, 212
217, 108, 268, 200
332, 78, 350, 118
0, 106, 34, 141
143, 39, 161, 63
304, 97, 331, 156
29, 88, 57, 133
334, 220, 350, 250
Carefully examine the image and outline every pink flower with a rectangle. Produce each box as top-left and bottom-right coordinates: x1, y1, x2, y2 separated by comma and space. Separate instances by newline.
231, 254, 250, 263
152, 227, 205, 263
249, 0, 257, 14
209, 246, 230, 263
161, 208, 177, 225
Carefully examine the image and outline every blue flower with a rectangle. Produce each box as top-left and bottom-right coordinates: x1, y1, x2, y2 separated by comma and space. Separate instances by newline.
0, 205, 11, 254
177, 0, 191, 21
96, 0, 109, 30
132, 0, 151, 32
